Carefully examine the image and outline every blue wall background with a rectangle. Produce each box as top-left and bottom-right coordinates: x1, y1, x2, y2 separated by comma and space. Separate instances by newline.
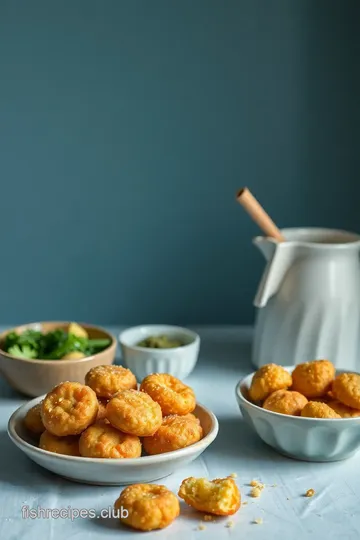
0, 0, 358, 325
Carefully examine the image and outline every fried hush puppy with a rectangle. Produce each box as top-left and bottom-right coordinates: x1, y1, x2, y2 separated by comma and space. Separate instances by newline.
41, 382, 98, 436
115, 484, 180, 531
327, 400, 360, 418
291, 360, 335, 398
96, 399, 108, 423
300, 401, 341, 419
24, 403, 45, 434
79, 423, 141, 458
249, 364, 292, 402
178, 477, 241, 516
85, 365, 137, 399
332, 373, 360, 409
39, 430, 80, 456
140, 373, 196, 416
143, 413, 203, 455
263, 390, 308, 416
106, 389, 162, 436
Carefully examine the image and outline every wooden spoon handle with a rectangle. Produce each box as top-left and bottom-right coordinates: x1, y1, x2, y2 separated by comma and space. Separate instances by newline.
236, 187, 285, 242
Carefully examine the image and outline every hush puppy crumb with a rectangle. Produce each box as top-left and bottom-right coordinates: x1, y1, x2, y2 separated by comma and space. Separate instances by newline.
226, 520, 234, 528
250, 487, 262, 498
250, 480, 264, 490
249, 364, 292, 402
305, 489, 315, 498
254, 517, 263, 525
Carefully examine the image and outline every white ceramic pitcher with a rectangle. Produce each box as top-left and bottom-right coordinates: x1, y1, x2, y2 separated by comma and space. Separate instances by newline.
252, 228, 360, 370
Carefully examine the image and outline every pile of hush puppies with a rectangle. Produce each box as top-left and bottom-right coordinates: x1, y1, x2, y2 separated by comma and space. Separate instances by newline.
23, 364, 241, 532
249, 360, 360, 418
24, 365, 204, 458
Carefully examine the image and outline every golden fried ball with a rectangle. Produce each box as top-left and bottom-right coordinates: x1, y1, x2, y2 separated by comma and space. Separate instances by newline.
263, 390, 308, 416
85, 365, 137, 399
41, 382, 98, 436
39, 430, 80, 456
332, 373, 360, 409
24, 403, 45, 434
140, 373, 196, 416
291, 360, 335, 398
248, 364, 292, 402
79, 423, 141, 458
178, 477, 241, 516
96, 399, 108, 422
327, 400, 360, 418
115, 484, 180, 531
143, 413, 203, 455
300, 401, 341, 419
106, 389, 162, 436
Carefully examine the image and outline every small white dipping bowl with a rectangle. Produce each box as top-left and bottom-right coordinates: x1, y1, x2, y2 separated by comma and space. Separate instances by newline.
8, 395, 217, 485
119, 325, 200, 381
235, 367, 360, 462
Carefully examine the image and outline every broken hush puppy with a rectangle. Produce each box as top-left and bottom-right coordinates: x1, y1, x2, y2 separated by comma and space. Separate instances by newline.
178, 477, 241, 516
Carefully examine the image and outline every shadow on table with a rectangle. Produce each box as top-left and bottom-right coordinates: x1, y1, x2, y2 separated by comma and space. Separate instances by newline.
196, 333, 253, 374
211, 416, 275, 461
212, 417, 352, 474
0, 430, 110, 495
0, 377, 29, 401
0, 429, 60, 489
89, 515, 125, 534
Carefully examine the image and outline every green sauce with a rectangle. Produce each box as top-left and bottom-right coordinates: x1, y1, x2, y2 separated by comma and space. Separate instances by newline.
137, 335, 183, 349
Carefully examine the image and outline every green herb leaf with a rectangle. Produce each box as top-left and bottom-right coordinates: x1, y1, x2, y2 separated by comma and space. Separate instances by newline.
8, 344, 38, 359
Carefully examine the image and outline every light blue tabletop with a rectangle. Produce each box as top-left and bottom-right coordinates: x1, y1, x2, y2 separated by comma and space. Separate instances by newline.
0, 326, 359, 539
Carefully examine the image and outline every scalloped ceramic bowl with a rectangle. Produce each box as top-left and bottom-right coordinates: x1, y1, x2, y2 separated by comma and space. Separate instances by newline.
8, 395, 218, 485
235, 367, 360, 462
119, 325, 200, 381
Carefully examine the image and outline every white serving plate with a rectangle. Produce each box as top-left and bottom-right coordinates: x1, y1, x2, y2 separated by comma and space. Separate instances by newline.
8, 396, 218, 485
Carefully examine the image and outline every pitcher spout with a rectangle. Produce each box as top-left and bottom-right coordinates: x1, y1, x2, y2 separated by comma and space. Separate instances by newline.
253, 236, 278, 261
253, 236, 295, 308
